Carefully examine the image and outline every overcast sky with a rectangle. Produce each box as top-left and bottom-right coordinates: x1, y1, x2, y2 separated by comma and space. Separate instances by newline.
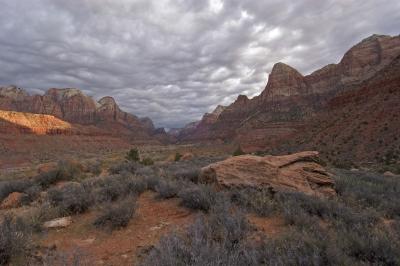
0, 0, 399, 128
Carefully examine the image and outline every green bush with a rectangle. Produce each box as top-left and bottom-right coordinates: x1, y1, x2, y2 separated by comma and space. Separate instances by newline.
141, 157, 154, 166
174, 152, 182, 162
126, 148, 140, 162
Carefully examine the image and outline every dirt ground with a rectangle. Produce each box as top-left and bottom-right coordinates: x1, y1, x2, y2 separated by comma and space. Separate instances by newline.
40, 191, 195, 265
36, 192, 286, 265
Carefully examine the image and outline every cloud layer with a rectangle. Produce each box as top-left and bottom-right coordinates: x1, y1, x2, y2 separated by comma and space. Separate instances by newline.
0, 0, 399, 128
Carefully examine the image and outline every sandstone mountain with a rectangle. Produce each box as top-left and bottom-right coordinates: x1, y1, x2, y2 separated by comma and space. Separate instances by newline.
177, 34, 400, 165
0, 86, 159, 140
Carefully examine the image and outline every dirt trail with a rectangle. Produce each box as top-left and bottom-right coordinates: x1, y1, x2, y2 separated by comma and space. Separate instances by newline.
39, 191, 287, 265
41, 191, 195, 265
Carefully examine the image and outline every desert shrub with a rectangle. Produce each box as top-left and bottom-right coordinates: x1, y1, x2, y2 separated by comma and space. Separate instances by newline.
257, 227, 346, 266
255, 215, 400, 265
126, 177, 148, 195
207, 200, 250, 247
161, 157, 223, 183
332, 160, 353, 170
174, 152, 182, 162
33, 160, 83, 188
380, 163, 400, 175
34, 170, 61, 188
109, 161, 138, 175
141, 157, 154, 166
155, 180, 180, 199
93, 197, 136, 230
144, 175, 160, 191
84, 175, 148, 204
0, 179, 33, 201
276, 191, 378, 227
173, 168, 200, 183
178, 184, 217, 212
333, 169, 400, 218
24, 185, 42, 201
47, 183, 90, 214
0, 216, 31, 265
141, 202, 252, 266
84, 159, 102, 175
233, 146, 245, 156
229, 188, 275, 216
57, 160, 83, 180
142, 169, 400, 266
126, 148, 140, 162
135, 165, 158, 178
165, 163, 201, 183
89, 176, 126, 203
41, 247, 89, 266
25, 203, 62, 232
334, 223, 400, 265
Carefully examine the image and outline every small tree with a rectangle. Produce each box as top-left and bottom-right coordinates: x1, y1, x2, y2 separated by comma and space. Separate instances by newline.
174, 152, 182, 162
233, 146, 245, 156
126, 148, 140, 162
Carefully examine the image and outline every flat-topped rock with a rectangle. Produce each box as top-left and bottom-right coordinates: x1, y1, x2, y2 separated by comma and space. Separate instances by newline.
199, 151, 336, 198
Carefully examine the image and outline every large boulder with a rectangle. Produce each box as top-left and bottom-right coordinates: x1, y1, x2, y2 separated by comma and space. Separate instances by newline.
199, 151, 336, 198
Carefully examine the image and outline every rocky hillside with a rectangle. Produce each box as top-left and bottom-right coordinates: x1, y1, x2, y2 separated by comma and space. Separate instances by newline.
0, 87, 158, 139
178, 34, 400, 165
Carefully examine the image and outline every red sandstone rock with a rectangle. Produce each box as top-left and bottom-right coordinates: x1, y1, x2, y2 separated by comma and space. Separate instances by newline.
1, 192, 29, 209
199, 151, 336, 198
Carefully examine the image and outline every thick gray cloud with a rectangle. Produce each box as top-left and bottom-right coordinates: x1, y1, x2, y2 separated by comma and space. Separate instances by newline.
0, 0, 399, 128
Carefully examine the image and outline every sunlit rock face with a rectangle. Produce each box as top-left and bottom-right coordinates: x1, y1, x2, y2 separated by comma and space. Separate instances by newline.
0, 110, 72, 135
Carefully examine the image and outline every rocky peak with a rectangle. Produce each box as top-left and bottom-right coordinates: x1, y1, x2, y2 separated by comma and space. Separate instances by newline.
45, 88, 84, 101
262, 62, 307, 100
234, 95, 249, 104
211, 105, 226, 117
339, 34, 400, 85
0, 85, 29, 100
98, 96, 117, 108
359, 34, 391, 43
140, 117, 155, 132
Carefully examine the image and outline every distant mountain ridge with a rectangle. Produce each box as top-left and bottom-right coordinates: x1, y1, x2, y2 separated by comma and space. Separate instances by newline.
177, 34, 400, 165
0, 86, 159, 140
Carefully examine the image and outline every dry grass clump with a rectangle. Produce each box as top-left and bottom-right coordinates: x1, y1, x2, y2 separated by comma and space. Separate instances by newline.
0, 216, 32, 265
93, 197, 136, 230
